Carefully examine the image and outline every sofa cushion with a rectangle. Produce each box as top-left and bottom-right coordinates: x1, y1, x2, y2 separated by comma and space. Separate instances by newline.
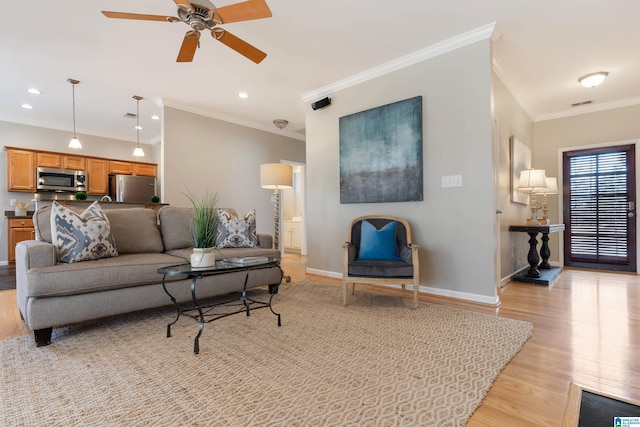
105, 208, 164, 254
50, 201, 118, 263
216, 208, 258, 248
25, 253, 187, 297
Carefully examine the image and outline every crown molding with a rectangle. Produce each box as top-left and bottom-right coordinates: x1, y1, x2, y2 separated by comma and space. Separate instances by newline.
302, 22, 496, 102
492, 57, 535, 120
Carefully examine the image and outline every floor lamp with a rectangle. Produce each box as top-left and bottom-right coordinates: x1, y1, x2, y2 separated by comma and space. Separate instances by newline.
260, 163, 293, 251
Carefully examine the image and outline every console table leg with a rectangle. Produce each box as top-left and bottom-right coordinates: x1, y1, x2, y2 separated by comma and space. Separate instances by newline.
525, 231, 541, 278
539, 232, 551, 269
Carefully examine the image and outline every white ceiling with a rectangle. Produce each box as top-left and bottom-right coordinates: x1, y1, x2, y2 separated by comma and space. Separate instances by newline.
2, 0, 640, 145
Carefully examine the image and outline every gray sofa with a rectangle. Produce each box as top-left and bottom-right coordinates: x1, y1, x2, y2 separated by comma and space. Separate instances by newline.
15, 205, 283, 347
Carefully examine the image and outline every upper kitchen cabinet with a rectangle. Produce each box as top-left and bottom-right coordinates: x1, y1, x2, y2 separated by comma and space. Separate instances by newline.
109, 160, 133, 175
86, 158, 109, 195
133, 163, 157, 177
36, 153, 85, 170
6, 148, 35, 192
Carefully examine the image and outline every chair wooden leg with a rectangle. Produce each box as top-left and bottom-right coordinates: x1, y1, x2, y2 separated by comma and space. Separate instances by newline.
412, 283, 419, 309
343, 282, 349, 306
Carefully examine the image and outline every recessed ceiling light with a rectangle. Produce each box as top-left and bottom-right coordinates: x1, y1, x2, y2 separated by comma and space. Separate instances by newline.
238, 92, 249, 99
578, 71, 608, 88
27, 88, 41, 95
151, 115, 160, 120
21, 104, 33, 109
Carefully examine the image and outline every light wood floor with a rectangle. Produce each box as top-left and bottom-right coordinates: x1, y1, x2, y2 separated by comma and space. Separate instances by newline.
2, 256, 639, 426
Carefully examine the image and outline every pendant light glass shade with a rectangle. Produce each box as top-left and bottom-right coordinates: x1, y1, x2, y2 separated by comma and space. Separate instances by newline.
68, 78, 82, 149
132, 95, 144, 157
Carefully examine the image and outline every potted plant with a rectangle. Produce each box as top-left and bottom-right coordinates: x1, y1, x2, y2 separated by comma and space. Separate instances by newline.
184, 188, 219, 268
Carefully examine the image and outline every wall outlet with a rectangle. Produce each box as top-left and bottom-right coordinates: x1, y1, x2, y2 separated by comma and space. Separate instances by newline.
441, 175, 463, 188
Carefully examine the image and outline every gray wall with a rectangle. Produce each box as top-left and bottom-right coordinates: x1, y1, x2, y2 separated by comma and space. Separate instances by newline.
492, 75, 535, 280
161, 107, 305, 236
533, 104, 640, 267
304, 40, 498, 304
0, 120, 156, 264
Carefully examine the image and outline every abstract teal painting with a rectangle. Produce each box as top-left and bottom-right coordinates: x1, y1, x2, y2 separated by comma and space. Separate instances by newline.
340, 96, 423, 203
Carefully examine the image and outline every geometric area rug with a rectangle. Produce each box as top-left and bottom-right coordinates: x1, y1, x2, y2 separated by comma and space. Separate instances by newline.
0, 281, 533, 426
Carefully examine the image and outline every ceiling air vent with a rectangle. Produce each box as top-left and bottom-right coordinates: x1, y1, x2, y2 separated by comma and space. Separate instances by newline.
571, 100, 593, 107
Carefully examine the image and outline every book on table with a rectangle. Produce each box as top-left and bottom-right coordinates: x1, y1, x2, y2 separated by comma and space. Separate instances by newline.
223, 256, 270, 265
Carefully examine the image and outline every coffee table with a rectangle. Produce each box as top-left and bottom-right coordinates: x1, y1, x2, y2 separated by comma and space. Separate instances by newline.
158, 257, 283, 354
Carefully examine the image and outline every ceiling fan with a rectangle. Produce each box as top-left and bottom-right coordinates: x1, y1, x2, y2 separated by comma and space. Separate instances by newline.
102, 0, 272, 63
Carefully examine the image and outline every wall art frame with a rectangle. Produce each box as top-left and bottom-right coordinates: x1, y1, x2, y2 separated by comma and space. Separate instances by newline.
339, 96, 423, 204
510, 135, 531, 205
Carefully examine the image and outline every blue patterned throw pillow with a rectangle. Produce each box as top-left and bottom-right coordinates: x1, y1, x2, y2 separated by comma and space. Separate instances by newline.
216, 208, 258, 248
50, 201, 118, 263
357, 220, 401, 261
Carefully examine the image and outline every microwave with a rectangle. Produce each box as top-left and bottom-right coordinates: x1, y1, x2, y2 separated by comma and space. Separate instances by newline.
36, 167, 87, 192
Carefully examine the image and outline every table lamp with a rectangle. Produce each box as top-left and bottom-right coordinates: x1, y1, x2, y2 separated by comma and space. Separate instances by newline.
260, 163, 293, 250
533, 177, 558, 224
517, 169, 548, 225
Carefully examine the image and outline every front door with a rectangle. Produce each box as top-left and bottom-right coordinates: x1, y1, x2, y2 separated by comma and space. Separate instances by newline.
562, 144, 636, 271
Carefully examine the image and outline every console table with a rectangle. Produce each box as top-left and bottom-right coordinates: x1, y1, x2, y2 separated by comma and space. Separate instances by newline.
509, 224, 565, 285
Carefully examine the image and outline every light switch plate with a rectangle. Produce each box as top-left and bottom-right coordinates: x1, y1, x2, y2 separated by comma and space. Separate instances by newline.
441, 175, 463, 188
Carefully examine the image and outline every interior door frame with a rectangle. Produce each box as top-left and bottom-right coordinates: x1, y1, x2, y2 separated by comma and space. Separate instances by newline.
557, 139, 639, 272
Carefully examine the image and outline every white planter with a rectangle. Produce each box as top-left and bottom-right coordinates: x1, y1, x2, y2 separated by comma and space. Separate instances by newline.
190, 248, 216, 268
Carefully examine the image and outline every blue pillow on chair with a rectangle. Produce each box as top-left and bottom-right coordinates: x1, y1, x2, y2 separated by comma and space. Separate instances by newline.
357, 220, 401, 260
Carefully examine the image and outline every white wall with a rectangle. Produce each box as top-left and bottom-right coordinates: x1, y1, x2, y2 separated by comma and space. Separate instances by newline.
305, 40, 498, 304
0, 120, 156, 263
161, 107, 305, 236
491, 74, 535, 280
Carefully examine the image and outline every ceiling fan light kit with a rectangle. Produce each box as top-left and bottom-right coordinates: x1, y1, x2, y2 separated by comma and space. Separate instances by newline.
102, 0, 272, 63
578, 71, 608, 88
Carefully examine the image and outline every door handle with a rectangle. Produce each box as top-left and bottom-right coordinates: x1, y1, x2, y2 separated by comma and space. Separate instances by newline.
628, 201, 635, 211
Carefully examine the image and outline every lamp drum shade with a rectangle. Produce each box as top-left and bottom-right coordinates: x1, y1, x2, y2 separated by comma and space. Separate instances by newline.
260, 163, 293, 189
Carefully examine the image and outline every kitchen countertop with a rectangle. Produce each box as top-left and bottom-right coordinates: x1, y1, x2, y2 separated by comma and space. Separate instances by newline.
5, 211, 35, 219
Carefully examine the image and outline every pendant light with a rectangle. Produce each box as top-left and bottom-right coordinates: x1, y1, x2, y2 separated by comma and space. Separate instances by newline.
132, 95, 145, 157
67, 78, 82, 149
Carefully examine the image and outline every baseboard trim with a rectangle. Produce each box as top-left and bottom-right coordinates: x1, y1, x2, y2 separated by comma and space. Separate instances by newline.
305, 268, 500, 306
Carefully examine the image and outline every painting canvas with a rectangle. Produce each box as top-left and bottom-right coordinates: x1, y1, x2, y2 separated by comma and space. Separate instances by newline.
339, 96, 423, 204
510, 135, 531, 205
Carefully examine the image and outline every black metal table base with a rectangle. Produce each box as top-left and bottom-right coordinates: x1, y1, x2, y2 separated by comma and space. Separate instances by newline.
161, 261, 283, 354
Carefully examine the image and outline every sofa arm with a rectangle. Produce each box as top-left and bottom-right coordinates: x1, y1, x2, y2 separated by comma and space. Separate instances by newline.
257, 233, 273, 249
15, 240, 57, 324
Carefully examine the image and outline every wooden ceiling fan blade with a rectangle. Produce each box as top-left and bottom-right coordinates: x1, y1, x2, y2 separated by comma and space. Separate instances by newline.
173, 0, 194, 13
177, 31, 201, 62
212, 28, 267, 63
101, 11, 178, 22
213, 0, 272, 24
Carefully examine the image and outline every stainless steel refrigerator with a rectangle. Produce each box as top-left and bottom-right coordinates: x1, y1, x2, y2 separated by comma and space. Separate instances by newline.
108, 175, 156, 203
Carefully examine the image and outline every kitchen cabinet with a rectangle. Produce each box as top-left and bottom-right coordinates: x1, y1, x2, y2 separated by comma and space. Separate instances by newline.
36, 153, 85, 170
133, 163, 157, 177
109, 160, 133, 175
6, 148, 35, 192
8, 218, 35, 267
37, 152, 61, 168
62, 155, 86, 170
86, 158, 109, 195
5, 146, 156, 193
